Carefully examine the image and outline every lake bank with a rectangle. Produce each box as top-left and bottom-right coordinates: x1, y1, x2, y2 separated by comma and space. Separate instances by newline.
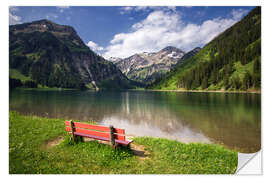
9, 111, 237, 174
11, 86, 261, 94
142, 88, 261, 94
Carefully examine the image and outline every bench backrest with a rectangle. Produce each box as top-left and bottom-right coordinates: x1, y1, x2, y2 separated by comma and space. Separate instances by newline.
64, 121, 126, 141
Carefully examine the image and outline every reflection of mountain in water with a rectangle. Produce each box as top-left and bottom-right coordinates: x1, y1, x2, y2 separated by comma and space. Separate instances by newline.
9, 89, 260, 153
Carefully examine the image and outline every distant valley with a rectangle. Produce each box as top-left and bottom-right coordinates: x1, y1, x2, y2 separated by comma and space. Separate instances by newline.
112, 46, 201, 84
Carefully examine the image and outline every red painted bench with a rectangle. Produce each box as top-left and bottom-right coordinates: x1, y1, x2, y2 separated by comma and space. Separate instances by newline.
65, 120, 132, 147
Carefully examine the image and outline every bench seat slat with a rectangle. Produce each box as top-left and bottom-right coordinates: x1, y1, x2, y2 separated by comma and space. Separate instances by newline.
74, 132, 132, 146
65, 121, 110, 132
65, 121, 125, 135
66, 126, 110, 139
74, 132, 110, 142
115, 139, 133, 146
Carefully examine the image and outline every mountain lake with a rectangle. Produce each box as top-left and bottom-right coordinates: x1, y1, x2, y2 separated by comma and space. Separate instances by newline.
9, 89, 261, 153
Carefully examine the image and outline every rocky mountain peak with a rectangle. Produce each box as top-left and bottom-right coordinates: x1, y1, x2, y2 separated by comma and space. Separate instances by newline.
173, 47, 202, 67
10, 19, 75, 33
193, 47, 202, 52
160, 46, 185, 54
114, 46, 188, 84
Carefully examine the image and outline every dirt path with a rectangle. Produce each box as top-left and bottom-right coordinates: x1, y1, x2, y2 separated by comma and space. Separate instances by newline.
130, 143, 150, 160
43, 136, 64, 149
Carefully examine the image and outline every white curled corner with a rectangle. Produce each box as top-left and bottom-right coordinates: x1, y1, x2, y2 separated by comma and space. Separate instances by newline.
236, 150, 262, 174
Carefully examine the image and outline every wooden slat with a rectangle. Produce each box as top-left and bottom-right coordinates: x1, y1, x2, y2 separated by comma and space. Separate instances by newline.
65, 126, 71, 132
74, 132, 130, 146
65, 121, 71, 126
66, 126, 110, 139
115, 139, 132, 146
74, 122, 110, 132
114, 128, 125, 135
65, 121, 110, 132
114, 134, 125, 141
65, 121, 126, 135
74, 132, 110, 142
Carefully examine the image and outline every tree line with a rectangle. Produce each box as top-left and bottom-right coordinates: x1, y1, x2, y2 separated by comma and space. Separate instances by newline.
177, 7, 261, 90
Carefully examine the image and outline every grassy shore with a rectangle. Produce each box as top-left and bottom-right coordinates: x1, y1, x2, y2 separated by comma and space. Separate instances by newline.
9, 111, 237, 174
144, 88, 261, 94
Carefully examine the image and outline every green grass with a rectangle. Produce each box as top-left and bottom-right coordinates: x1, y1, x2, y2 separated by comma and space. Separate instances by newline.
9, 111, 237, 174
9, 69, 32, 82
231, 61, 254, 80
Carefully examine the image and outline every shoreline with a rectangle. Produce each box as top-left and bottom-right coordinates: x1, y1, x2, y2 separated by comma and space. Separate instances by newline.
133, 88, 261, 94
12, 86, 261, 94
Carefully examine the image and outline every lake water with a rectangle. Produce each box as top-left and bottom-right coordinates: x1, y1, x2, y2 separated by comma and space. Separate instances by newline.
9, 89, 261, 153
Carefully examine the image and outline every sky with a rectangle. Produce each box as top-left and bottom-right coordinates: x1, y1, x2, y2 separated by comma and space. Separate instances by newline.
9, 6, 255, 59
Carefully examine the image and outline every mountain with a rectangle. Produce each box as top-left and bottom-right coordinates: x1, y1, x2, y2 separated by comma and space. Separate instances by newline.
108, 57, 122, 63
9, 19, 138, 90
173, 47, 201, 67
148, 7, 261, 91
114, 46, 186, 84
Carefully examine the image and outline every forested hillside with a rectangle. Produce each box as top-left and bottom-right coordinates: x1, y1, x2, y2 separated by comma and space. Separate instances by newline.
148, 7, 261, 91
9, 19, 139, 90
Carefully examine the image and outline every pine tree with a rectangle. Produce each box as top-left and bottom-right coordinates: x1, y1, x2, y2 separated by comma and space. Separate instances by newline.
202, 77, 208, 89
242, 71, 252, 90
223, 75, 229, 90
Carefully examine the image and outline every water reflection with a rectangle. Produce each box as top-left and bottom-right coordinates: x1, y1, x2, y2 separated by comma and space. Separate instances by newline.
9, 89, 261, 153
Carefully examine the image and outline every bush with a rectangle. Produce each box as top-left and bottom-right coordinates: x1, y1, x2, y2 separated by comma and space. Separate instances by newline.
24, 80, 38, 88
9, 78, 23, 89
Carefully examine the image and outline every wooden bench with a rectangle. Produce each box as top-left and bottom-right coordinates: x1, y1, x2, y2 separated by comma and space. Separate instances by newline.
65, 120, 132, 148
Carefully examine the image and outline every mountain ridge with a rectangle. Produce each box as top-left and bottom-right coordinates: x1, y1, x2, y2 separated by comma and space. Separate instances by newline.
113, 46, 191, 84
148, 7, 261, 91
9, 19, 139, 90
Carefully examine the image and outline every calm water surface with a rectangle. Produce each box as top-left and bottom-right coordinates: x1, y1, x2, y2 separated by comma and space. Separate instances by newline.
9, 89, 261, 153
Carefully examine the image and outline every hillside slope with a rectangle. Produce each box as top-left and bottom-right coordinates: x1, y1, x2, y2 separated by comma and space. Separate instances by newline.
9, 19, 138, 89
114, 46, 186, 84
148, 7, 261, 91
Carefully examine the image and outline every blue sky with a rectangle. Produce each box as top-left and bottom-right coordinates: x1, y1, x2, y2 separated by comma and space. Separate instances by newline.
9, 6, 255, 59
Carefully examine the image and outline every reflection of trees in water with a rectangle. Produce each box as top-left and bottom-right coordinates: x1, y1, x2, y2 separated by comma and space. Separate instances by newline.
10, 90, 261, 153
173, 108, 261, 153
161, 92, 261, 153
9, 90, 122, 122
113, 91, 261, 152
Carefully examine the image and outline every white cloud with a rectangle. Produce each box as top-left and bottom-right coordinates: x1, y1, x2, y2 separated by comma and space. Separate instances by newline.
119, 6, 176, 15
134, 6, 149, 12
231, 9, 249, 20
87, 41, 104, 51
9, 6, 19, 12
104, 9, 247, 59
119, 6, 133, 14
9, 6, 22, 25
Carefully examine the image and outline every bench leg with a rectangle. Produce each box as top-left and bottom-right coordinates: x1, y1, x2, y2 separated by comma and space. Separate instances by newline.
70, 135, 84, 144
79, 136, 84, 142
113, 143, 119, 149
